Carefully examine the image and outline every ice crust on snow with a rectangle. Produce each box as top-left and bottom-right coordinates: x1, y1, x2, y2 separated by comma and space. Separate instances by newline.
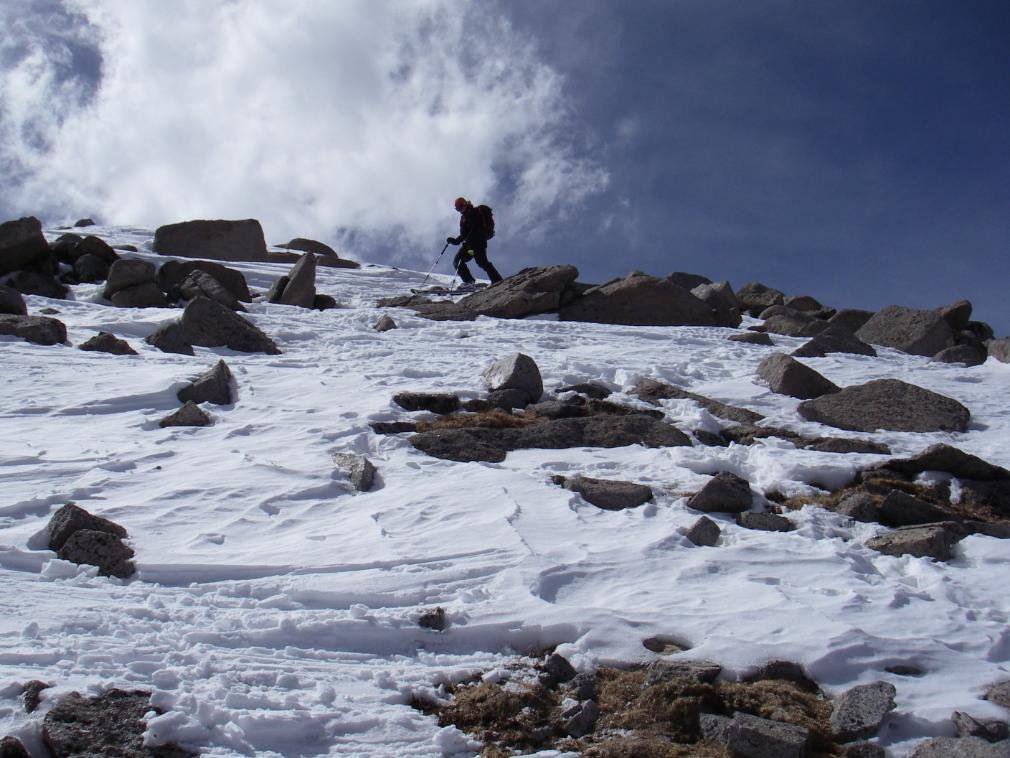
1, 225, 1010, 755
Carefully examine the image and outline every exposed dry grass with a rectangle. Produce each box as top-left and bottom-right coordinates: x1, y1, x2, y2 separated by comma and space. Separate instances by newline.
414, 409, 541, 432
434, 680, 558, 752
719, 680, 834, 752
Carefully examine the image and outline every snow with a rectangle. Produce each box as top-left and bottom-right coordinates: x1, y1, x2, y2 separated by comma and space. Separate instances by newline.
2, 225, 1010, 756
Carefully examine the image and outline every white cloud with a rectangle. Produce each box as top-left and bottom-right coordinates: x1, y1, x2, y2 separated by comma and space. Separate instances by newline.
0, 0, 607, 264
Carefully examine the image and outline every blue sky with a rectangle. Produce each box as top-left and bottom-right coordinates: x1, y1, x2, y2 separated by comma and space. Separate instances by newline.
1, 1, 1007, 332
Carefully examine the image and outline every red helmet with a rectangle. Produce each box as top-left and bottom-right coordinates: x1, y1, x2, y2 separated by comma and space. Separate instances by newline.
454, 197, 468, 212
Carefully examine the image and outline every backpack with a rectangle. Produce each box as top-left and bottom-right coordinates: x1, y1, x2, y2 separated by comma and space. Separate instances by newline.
476, 204, 495, 239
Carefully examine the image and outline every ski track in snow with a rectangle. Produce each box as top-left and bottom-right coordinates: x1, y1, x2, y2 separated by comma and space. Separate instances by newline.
2, 226, 1010, 755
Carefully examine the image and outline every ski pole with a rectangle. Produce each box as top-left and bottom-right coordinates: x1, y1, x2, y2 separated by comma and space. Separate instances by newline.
418, 241, 451, 289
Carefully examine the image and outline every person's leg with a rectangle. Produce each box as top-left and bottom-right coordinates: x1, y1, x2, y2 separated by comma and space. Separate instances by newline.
453, 250, 475, 284
471, 242, 503, 282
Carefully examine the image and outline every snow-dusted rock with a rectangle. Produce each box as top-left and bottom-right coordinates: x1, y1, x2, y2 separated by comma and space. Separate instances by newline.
482, 352, 543, 403
756, 352, 840, 399
798, 378, 970, 433
856, 304, 955, 357
633, 378, 765, 424
869, 444, 1009, 481
103, 258, 158, 299
729, 330, 774, 346
333, 453, 377, 492
687, 471, 753, 513
154, 218, 269, 262
178, 360, 234, 405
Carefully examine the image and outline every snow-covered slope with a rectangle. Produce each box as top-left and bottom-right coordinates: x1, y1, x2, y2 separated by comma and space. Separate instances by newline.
2, 226, 1010, 756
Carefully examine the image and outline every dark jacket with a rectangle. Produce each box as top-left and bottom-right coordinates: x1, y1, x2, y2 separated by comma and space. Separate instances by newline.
458, 205, 489, 245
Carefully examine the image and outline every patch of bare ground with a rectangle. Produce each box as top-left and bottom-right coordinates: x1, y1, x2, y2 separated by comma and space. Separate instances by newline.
414, 409, 541, 432
412, 660, 842, 756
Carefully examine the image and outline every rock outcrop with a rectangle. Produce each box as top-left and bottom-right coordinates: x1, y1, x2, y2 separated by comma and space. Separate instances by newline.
559, 272, 717, 326
154, 218, 269, 262
798, 379, 970, 433
856, 305, 955, 357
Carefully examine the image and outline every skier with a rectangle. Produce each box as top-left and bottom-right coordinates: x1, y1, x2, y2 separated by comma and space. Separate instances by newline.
447, 197, 503, 288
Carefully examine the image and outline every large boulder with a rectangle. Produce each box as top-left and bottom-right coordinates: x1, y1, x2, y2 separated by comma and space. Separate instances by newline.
333, 453, 377, 492
46, 502, 127, 551
792, 324, 877, 358
559, 272, 717, 326
856, 305, 956, 356
829, 308, 875, 333
145, 321, 195, 356
177, 359, 234, 405
0, 216, 49, 275
110, 282, 170, 309
0, 284, 27, 315
43, 689, 191, 757
74, 253, 112, 283
483, 353, 543, 403
180, 296, 281, 354
910, 736, 1010, 757
687, 471, 754, 513
7, 270, 68, 299
103, 258, 158, 299
932, 344, 987, 366
278, 252, 317, 307
154, 218, 269, 262
784, 294, 825, 312
157, 259, 252, 302
869, 444, 1009, 481
736, 282, 785, 316
0, 314, 67, 345
878, 490, 950, 527
938, 299, 973, 330
763, 312, 830, 338
179, 270, 245, 311
756, 352, 839, 399
50, 232, 84, 263
75, 235, 119, 265
691, 280, 742, 327
798, 379, 970, 433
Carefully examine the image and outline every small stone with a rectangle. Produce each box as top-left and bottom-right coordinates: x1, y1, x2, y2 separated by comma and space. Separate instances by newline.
684, 516, 721, 547
0, 736, 29, 758
178, 360, 233, 406
953, 711, 1010, 743
737, 511, 795, 532
78, 332, 137, 355
418, 607, 447, 631
563, 699, 599, 738
332, 453, 377, 492
687, 471, 753, 513
46, 503, 127, 552
835, 492, 880, 522
829, 681, 897, 742
482, 353, 544, 403
878, 490, 950, 527
159, 401, 212, 428
544, 652, 577, 684
560, 475, 653, 510
756, 352, 840, 399
564, 673, 598, 702
374, 314, 397, 332
57, 529, 136, 578
392, 392, 460, 414
867, 523, 962, 561
729, 331, 774, 346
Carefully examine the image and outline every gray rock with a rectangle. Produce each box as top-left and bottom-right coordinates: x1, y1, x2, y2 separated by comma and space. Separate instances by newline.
685, 515, 721, 546
829, 308, 876, 333
737, 282, 785, 316
835, 492, 880, 522
725, 712, 809, 758
406, 265, 579, 321
694, 429, 730, 447
856, 305, 956, 357
954, 711, 1010, 742
418, 607, 447, 631
668, 271, 711, 290
487, 388, 532, 410
144, 321, 194, 355
157, 259, 252, 303
154, 218, 269, 262
50, 232, 83, 263
737, 511, 795, 532
333, 453, 377, 492
370, 421, 418, 434
266, 275, 289, 303
558, 475, 653, 510
699, 713, 732, 743
804, 438, 891, 454
867, 523, 962, 561
179, 270, 244, 311
556, 382, 611, 399
74, 252, 111, 283
483, 353, 543, 403
730, 331, 774, 346
878, 490, 952, 526
0, 284, 27, 315
0, 216, 49, 275
410, 414, 692, 463
42, 689, 192, 757
110, 282, 170, 309
275, 237, 338, 257
73, 217, 95, 227
840, 742, 886, 757
758, 304, 800, 321
830, 681, 896, 742
103, 258, 157, 299
757, 352, 840, 399
74, 235, 118, 265
374, 314, 397, 332
632, 378, 765, 425
938, 299, 973, 330
643, 659, 721, 686
313, 294, 338, 310
564, 673, 598, 702
741, 660, 818, 692
178, 360, 233, 405
559, 272, 717, 326
279, 253, 317, 308
792, 324, 877, 358
798, 379, 970, 433
7, 270, 68, 299
988, 338, 1010, 364
20, 679, 51, 713
986, 680, 1010, 708
46, 502, 128, 552
0, 736, 29, 758
764, 312, 830, 338
562, 699, 599, 738
933, 344, 987, 366
0, 314, 66, 346
784, 294, 825, 312
691, 280, 742, 327
159, 401, 212, 428
78, 332, 137, 355
545, 652, 577, 683
910, 736, 1010, 757
688, 471, 753, 513
181, 296, 281, 354
57, 529, 136, 578
393, 392, 460, 414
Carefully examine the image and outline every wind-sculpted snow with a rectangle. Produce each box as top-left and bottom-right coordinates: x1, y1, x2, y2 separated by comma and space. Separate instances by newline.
2, 226, 1010, 755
